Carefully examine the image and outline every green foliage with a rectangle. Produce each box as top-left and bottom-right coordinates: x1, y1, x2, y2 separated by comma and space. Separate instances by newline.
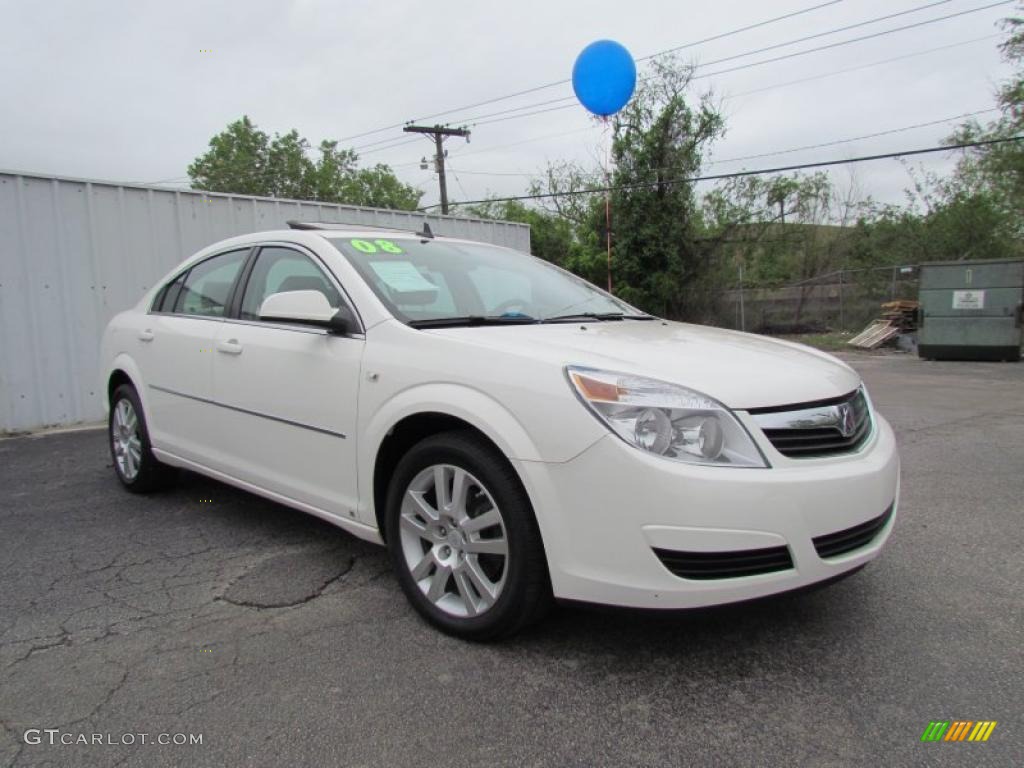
852, 187, 1021, 267
607, 55, 725, 317
187, 116, 271, 197
265, 129, 316, 200
462, 199, 580, 265
341, 164, 424, 210
851, 2, 1024, 271
702, 172, 852, 287
944, 5, 1024, 226
187, 116, 422, 210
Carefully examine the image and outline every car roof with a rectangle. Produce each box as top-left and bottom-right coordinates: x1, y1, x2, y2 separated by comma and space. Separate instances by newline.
250, 228, 520, 252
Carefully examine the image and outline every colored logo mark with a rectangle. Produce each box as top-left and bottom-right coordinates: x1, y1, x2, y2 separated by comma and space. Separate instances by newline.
920, 721, 997, 742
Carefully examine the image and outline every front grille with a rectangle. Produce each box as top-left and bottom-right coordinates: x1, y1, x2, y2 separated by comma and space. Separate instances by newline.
753, 389, 872, 458
813, 504, 894, 558
652, 545, 794, 580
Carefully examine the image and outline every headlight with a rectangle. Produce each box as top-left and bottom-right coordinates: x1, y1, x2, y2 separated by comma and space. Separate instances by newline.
566, 366, 768, 468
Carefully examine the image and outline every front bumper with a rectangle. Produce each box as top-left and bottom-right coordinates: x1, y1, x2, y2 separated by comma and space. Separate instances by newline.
514, 412, 900, 609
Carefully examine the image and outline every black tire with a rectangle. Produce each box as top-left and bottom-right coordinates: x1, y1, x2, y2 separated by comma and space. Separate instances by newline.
385, 430, 551, 640
109, 384, 176, 493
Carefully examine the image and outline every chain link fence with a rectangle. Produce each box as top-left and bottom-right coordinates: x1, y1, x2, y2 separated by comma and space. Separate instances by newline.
706, 265, 921, 334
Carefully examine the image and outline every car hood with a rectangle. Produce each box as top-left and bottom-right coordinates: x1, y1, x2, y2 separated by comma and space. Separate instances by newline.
425, 320, 860, 410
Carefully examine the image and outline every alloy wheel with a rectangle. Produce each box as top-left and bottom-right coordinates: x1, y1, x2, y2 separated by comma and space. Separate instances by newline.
398, 464, 509, 618
112, 398, 142, 481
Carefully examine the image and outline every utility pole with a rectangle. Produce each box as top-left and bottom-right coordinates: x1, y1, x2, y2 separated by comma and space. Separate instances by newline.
403, 124, 470, 215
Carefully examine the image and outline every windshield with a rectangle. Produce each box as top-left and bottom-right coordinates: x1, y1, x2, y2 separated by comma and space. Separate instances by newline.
328, 236, 645, 326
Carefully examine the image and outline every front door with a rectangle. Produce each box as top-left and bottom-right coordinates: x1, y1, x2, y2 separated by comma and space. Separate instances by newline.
209, 245, 363, 519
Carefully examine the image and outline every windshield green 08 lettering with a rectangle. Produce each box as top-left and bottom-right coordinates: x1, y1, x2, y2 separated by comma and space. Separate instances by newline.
348, 238, 404, 255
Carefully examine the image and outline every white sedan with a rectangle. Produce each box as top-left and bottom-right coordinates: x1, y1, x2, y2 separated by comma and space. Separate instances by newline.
101, 224, 899, 639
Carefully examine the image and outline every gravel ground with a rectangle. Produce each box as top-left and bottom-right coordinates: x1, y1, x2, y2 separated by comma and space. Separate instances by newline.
1, 354, 1021, 767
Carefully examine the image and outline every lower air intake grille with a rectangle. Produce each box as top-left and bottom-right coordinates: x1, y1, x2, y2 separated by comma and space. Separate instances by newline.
813, 504, 894, 558
652, 545, 794, 580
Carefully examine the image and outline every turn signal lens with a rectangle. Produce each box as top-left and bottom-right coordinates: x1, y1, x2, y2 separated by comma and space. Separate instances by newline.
570, 372, 622, 402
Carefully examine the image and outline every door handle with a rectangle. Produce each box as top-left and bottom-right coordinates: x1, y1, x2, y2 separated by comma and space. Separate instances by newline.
217, 339, 243, 355
138, 329, 154, 342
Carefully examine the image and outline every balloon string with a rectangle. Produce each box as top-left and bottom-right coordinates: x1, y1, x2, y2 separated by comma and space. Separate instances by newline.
602, 116, 613, 294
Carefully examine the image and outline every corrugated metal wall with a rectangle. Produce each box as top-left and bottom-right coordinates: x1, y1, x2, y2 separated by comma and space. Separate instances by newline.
0, 170, 531, 431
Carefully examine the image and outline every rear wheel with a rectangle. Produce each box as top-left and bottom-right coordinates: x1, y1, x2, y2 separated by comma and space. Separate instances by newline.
109, 384, 175, 492
385, 430, 550, 640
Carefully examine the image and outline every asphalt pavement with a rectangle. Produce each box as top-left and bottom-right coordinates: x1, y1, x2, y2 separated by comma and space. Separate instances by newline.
1, 353, 1021, 767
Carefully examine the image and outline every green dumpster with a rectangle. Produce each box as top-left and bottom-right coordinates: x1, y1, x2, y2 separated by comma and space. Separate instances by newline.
918, 258, 1024, 362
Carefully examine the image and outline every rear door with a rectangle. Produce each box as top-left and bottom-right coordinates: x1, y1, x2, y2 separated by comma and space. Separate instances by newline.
140, 248, 250, 462
209, 244, 363, 518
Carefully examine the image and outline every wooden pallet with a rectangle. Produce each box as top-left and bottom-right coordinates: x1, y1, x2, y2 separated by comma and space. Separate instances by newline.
879, 300, 919, 332
848, 320, 901, 349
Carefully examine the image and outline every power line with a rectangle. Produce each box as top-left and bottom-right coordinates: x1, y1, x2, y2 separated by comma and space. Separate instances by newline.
147, 31, 1002, 188
352, 133, 423, 151
356, 137, 421, 155
690, 0, 956, 71
472, 103, 583, 127
418, 108, 999, 179
449, 96, 579, 130
636, 0, 846, 63
434, 125, 595, 163
445, 159, 472, 203
392, 33, 996, 169
417, 136, 1023, 209
334, 0, 845, 143
700, 0, 1015, 79
723, 32, 1001, 99
432, 0, 1014, 134
705, 108, 999, 166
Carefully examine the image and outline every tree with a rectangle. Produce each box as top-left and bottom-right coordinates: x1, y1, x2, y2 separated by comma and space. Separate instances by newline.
339, 164, 423, 210
704, 172, 865, 326
460, 199, 580, 266
521, 162, 607, 283
606, 55, 726, 317
187, 116, 270, 197
308, 141, 359, 202
187, 116, 422, 210
946, 4, 1024, 225
265, 129, 315, 200
702, 173, 838, 286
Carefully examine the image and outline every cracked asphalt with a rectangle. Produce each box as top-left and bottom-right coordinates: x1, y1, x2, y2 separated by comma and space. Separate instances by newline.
1, 354, 1021, 767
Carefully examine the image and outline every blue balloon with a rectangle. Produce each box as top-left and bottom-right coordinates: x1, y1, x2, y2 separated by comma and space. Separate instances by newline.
572, 40, 636, 117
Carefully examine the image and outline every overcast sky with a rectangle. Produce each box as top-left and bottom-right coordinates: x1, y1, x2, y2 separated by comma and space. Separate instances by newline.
0, 0, 1015, 212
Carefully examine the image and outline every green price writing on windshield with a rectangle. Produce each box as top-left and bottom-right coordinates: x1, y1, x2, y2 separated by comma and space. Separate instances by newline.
349, 238, 404, 254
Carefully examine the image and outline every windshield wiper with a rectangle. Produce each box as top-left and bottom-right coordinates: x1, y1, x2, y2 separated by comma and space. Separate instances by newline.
408, 315, 539, 329
541, 312, 655, 323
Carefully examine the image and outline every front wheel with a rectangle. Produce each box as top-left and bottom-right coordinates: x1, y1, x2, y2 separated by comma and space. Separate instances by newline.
385, 430, 550, 640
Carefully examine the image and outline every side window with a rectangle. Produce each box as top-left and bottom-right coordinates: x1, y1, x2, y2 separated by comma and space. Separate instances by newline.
239, 247, 343, 321
153, 273, 187, 313
172, 249, 248, 317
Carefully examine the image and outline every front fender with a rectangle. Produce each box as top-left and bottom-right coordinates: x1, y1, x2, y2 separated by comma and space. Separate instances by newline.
358, 382, 551, 524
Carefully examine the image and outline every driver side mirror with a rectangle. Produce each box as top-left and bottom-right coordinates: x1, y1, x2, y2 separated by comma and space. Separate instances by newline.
259, 290, 357, 335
